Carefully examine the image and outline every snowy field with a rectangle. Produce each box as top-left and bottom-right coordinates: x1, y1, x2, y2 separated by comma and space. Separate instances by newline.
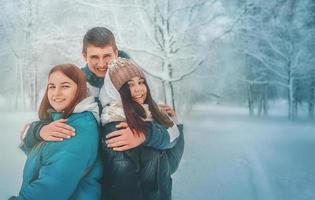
173, 104, 315, 200
1, 105, 315, 200
1, 112, 37, 200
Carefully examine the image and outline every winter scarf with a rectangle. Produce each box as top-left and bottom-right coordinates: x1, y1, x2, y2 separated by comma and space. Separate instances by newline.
81, 65, 104, 88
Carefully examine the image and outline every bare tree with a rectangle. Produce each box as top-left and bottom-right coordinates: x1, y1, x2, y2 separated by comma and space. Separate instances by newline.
238, 0, 315, 120
117, 0, 243, 110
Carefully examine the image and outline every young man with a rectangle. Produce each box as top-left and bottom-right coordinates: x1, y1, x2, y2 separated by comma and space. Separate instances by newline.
22, 26, 179, 155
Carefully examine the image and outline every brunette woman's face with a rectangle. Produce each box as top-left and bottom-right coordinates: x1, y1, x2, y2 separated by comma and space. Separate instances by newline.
128, 76, 147, 105
47, 71, 78, 112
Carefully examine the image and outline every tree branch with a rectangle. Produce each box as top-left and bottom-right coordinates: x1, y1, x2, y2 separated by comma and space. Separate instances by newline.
120, 46, 164, 60
207, 9, 246, 49
238, 78, 289, 89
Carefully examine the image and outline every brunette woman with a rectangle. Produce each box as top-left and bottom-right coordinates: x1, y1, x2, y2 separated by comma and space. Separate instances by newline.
100, 58, 184, 200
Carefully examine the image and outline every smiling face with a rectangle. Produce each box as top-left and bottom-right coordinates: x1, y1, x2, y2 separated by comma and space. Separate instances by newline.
82, 45, 118, 78
128, 76, 147, 105
47, 71, 78, 112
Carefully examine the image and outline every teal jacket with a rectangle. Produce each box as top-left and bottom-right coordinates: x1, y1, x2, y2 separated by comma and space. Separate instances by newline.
17, 97, 102, 200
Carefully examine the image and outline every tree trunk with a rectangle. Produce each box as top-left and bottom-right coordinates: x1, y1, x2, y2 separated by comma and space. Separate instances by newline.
247, 84, 254, 116
263, 84, 268, 116
309, 102, 314, 119
309, 82, 315, 119
258, 97, 262, 116
293, 100, 298, 120
19, 63, 25, 110
288, 78, 294, 121
169, 81, 176, 111
163, 81, 173, 107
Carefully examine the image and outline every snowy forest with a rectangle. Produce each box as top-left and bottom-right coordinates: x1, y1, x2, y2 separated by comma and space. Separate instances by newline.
2, 0, 315, 200
1, 0, 314, 120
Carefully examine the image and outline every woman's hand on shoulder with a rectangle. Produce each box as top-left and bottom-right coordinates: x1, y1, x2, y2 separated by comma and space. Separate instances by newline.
158, 103, 176, 117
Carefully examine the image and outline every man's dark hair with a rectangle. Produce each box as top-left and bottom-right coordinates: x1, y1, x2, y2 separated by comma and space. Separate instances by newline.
82, 27, 117, 53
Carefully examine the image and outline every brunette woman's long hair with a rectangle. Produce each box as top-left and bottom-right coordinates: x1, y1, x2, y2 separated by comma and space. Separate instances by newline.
38, 64, 88, 120
119, 79, 174, 136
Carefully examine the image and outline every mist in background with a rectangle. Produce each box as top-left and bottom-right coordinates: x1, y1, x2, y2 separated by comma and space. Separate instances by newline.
1, 0, 315, 199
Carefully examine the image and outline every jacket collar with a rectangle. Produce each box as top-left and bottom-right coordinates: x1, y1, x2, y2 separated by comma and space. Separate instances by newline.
81, 64, 104, 88
48, 96, 100, 124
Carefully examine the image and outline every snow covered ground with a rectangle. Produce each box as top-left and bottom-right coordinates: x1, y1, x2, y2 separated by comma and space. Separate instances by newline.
1, 105, 315, 200
173, 104, 315, 200
1, 112, 37, 200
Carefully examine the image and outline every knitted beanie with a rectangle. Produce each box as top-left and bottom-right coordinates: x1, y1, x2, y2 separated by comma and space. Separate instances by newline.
108, 58, 146, 90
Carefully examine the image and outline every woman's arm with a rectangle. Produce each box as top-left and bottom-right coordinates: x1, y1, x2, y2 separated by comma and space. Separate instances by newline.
19, 120, 50, 155
143, 121, 181, 149
17, 114, 99, 200
166, 124, 184, 174
20, 120, 75, 155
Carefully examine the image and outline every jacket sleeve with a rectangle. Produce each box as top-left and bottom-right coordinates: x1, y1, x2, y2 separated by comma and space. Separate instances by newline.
17, 117, 99, 200
143, 119, 181, 150
167, 124, 184, 175
19, 120, 50, 155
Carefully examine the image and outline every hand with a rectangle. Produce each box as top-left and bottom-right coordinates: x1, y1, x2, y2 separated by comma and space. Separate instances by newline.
158, 103, 176, 117
106, 122, 145, 151
40, 119, 75, 141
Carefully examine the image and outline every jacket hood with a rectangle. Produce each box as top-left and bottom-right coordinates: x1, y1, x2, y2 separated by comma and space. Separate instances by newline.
101, 100, 152, 126
73, 96, 100, 124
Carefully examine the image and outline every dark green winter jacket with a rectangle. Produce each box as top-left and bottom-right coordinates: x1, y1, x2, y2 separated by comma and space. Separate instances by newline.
101, 121, 184, 200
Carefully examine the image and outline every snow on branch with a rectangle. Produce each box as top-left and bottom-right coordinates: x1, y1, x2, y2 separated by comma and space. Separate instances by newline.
238, 78, 289, 89
244, 50, 288, 80
170, 65, 199, 82
207, 9, 246, 49
141, 67, 164, 80
122, 46, 164, 60
167, 0, 210, 19
75, 0, 142, 10
169, 57, 207, 82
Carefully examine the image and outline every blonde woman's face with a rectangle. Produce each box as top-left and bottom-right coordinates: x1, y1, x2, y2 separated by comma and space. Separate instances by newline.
47, 71, 78, 112
128, 76, 147, 105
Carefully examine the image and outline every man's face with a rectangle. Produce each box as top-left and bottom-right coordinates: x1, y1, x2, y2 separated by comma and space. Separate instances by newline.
82, 45, 118, 78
